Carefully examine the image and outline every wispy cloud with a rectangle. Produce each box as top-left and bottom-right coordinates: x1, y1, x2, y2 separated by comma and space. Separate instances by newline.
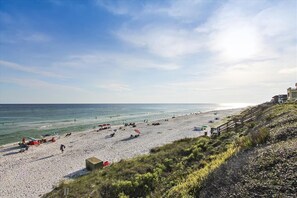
96, 0, 216, 21
95, 0, 142, 16
278, 67, 297, 74
0, 60, 66, 78
22, 32, 51, 42
97, 83, 131, 92
0, 77, 85, 92
0, 31, 52, 44
116, 26, 205, 58
113, 0, 296, 64
0, 10, 51, 44
54, 52, 181, 70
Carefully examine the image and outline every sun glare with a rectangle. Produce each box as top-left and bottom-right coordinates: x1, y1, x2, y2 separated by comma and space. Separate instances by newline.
214, 25, 261, 61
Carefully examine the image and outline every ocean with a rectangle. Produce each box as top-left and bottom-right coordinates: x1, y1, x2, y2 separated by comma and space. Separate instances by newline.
0, 103, 248, 146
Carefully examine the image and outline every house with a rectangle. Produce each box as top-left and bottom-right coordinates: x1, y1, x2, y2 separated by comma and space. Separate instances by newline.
272, 94, 288, 104
287, 83, 297, 101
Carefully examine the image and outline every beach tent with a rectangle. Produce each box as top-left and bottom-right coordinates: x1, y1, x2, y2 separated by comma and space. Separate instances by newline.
27, 137, 40, 145
28, 140, 40, 145
194, 127, 203, 131
202, 125, 208, 130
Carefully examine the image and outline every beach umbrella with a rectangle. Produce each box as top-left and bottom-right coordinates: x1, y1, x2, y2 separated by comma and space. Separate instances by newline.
134, 129, 141, 134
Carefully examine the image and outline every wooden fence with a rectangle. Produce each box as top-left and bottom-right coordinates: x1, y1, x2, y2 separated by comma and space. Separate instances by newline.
210, 103, 272, 136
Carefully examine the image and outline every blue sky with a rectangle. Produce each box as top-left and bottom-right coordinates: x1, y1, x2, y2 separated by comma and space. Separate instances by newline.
0, 0, 296, 103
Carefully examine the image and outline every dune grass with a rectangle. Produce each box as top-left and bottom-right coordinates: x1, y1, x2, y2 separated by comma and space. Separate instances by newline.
167, 144, 238, 197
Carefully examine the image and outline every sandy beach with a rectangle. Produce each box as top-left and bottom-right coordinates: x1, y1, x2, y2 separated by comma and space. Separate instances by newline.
0, 108, 242, 198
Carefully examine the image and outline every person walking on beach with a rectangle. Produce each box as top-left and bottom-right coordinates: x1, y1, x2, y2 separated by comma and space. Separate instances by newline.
60, 144, 66, 153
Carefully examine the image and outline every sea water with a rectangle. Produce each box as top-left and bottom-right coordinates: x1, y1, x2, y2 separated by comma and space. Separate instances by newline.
0, 103, 246, 146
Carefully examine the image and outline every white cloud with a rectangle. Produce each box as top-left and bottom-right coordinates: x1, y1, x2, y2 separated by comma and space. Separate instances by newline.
55, 52, 180, 70
143, 0, 208, 21
0, 31, 51, 44
207, 0, 296, 64
114, 0, 296, 64
0, 60, 66, 78
209, 23, 264, 62
95, 0, 141, 16
22, 32, 51, 42
278, 67, 297, 74
91, 0, 297, 103
0, 77, 85, 92
0, 77, 96, 103
97, 0, 213, 21
97, 83, 131, 92
117, 26, 206, 58
254, 1, 296, 38
100, 1, 211, 58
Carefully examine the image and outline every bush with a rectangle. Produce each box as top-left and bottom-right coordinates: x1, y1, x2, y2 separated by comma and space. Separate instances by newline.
235, 127, 270, 149
266, 114, 273, 122
247, 122, 255, 129
235, 136, 252, 149
250, 127, 270, 146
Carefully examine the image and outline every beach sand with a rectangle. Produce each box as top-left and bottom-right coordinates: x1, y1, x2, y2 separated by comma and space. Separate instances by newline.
0, 108, 242, 198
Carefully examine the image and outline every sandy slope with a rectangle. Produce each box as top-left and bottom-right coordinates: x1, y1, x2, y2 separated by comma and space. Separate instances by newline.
0, 108, 242, 198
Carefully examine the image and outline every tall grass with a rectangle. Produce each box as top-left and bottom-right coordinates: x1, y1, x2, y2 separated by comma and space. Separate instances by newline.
167, 144, 239, 197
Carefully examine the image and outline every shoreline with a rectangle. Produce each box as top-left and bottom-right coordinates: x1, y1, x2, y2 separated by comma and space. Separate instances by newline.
0, 108, 238, 148
0, 104, 249, 147
0, 108, 243, 198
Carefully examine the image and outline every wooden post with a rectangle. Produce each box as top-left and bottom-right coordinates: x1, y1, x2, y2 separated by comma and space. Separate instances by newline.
210, 128, 215, 135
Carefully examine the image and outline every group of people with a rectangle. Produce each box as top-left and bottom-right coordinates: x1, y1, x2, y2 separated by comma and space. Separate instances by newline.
130, 134, 140, 138
124, 122, 136, 127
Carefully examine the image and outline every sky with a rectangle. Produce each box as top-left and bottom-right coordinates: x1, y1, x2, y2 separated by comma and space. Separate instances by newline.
0, 0, 296, 104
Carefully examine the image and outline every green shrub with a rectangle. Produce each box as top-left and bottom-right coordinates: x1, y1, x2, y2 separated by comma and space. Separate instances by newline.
211, 140, 222, 148
150, 147, 160, 153
235, 136, 252, 149
235, 127, 270, 149
247, 122, 255, 129
266, 114, 273, 122
163, 158, 174, 171
250, 127, 270, 145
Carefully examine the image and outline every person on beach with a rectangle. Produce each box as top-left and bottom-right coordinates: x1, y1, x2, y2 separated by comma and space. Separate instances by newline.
60, 144, 66, 153
22, 137, 26, 144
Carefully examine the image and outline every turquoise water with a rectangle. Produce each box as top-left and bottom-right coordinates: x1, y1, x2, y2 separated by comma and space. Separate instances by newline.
0, 103, 243, 145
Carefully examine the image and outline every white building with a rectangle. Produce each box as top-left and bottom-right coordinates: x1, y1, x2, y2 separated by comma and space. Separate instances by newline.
287, 83, 297, 101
